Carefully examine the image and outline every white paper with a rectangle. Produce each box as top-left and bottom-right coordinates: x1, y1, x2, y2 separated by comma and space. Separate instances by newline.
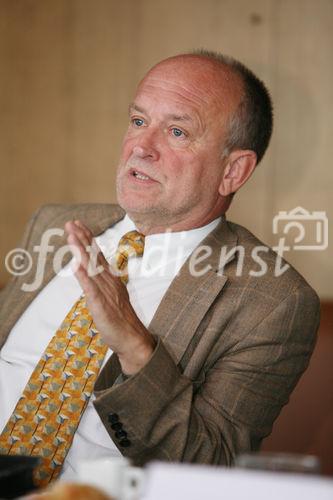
142, 462, 333, 500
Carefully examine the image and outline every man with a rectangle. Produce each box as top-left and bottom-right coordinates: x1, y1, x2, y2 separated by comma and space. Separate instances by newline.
0, 51, 319, 481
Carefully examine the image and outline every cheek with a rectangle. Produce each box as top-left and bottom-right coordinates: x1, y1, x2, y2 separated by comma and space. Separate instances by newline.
119, 135, 133, 162
164, 149, 200, 176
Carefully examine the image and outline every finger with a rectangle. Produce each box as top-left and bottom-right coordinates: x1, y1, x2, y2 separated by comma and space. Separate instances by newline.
65, 219, 92, 236
75, 264, 120, 326
67, 232, 91, 271
64, 220, 82, 238
66, 222, 122, 291
66, 222, 95, 265
67, 221, 92, 250
73, 220, 94, 241
90, 237, 109, 269
68, 220, 109, 271
75, 264, 101, 301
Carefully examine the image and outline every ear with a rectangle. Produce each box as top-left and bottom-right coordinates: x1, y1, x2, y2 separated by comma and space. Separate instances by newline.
218, 150, 257, 196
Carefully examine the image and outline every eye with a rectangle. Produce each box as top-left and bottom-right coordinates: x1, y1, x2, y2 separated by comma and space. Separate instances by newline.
132, 118, 144, 127
171, 127, 185, 138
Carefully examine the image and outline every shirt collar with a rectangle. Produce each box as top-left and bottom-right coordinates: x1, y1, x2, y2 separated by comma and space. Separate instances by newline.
96, 214, 221, 275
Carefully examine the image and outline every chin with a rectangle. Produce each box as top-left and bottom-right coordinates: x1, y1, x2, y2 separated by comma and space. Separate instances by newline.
117, 187, 155, 213
117, 196, 154, 215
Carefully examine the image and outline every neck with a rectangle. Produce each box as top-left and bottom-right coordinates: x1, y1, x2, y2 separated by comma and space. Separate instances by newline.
126, 209, 226, 236
123, 196, 232, 235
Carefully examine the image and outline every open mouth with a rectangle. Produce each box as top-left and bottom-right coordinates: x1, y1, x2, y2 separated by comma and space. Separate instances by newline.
130, 168, 156, 182
132, 170, 151, 180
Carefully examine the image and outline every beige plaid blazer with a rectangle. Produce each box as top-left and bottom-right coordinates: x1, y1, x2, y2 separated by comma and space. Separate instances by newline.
0, 204, 320, 466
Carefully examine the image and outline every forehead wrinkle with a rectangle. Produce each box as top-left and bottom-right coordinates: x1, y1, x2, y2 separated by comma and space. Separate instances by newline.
129, 104, 192, 123
167, 113, 192, 122
142, 77, 210, 108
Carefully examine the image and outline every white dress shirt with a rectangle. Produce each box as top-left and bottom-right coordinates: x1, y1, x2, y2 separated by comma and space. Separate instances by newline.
0, 215, 220, 479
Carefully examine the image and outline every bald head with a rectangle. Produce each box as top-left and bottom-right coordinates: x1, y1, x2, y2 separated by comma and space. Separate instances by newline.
139, 51, 273, 164
142, 54, 243, 103
138, 55, 243, 152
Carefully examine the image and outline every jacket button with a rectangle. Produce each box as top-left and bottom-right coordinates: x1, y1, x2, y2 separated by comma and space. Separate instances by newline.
115, 429, 127, 440
108, 413, 119, 424
111, 422, 123, 431
119, 438, 131, 447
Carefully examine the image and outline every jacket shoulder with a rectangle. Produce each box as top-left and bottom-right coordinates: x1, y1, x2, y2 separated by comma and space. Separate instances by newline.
26, 203, 125, 234
18, 203, 125, 250
225, 219, 320, 307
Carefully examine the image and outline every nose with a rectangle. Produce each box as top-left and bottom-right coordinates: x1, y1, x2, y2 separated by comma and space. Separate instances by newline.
132, 145, 158, 160
132, 130, 160, 161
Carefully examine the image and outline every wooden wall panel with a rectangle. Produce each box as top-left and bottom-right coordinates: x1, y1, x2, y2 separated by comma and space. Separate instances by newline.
260, 0, 333, 298
0, 0, 331, 298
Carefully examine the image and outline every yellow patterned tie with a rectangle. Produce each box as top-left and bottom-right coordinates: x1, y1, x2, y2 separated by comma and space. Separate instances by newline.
114, 230, 145, 283
0, 230, 144, 488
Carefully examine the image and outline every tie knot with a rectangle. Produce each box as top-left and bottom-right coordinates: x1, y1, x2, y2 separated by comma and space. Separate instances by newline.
118, 230, 145, 257
115, 230, 145, 282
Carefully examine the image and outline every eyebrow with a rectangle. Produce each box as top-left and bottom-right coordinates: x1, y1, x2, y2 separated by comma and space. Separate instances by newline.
128, 103, 145, 114
128, 103, 194, 123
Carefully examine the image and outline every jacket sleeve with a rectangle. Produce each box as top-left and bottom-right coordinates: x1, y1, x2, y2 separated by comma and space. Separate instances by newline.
93, 284, 320, 466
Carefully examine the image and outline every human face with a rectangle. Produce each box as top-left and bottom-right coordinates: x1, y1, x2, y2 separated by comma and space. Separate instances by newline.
116, 59, 239, 233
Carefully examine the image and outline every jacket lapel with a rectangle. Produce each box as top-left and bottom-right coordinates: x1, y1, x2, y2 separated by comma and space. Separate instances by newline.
101, 217, 238, 384
148, 217, 238, 365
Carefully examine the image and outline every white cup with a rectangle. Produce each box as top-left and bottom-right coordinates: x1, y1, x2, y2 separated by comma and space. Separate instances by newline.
76, 457, 145, 499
